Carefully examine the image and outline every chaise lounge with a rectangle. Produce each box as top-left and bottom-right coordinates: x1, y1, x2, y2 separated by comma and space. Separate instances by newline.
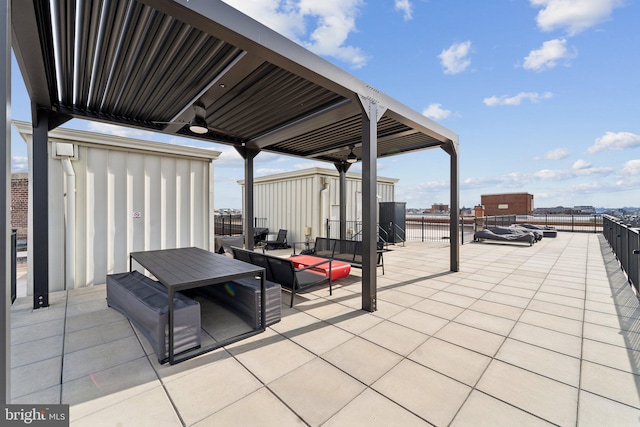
473, 227, 535, 246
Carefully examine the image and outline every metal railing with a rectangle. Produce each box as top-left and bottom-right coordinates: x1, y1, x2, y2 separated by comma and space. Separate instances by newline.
326, 214, 605, 246
603, 215, 640, 297
474, 214, 603, 233
11, 228, 17, 304
213, 215, 267, 236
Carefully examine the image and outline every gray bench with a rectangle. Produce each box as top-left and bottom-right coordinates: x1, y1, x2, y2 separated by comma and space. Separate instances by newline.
195, 276, 281, 328
106, 271, 201, 363
231, 246, 332, 307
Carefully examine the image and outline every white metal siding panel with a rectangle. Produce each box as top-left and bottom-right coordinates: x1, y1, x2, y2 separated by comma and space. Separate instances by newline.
107, 150, 128, 276
48, 155, 65, 292
145, 155, 162, 251
249, 170, 397, 244
176, 159, 191, 247
161, 157, 177, 248
52, 146, 211, 289
74, 146, 87, 291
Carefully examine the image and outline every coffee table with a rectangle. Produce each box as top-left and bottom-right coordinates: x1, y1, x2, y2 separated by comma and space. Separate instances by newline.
289, 255, 351, 280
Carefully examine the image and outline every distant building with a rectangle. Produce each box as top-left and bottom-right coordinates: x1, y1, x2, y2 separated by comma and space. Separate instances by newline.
481, 193, 533, 216
11, 173, 28, 241
535, 205, 596, 215
573, 205, 596, 214
428, 203, 449, 214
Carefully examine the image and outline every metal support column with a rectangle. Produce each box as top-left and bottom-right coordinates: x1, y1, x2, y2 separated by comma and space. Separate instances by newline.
32, 109, 50, 308
1, 0, 11, 403
236, 146, 260, 250
334, 162, 351, 241
443, 141, 460, 272
359, 95, 385, 312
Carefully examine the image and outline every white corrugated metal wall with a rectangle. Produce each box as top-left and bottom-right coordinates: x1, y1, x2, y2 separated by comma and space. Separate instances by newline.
61, 145, 213, 289
248, 168, 397, 245
253, 173, 319, 246
16, 122, 219, 294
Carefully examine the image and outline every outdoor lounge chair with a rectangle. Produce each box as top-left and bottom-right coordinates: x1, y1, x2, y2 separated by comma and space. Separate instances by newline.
517, 223, 558, 238
473, 227, 535, 246
263, 229, 289, 250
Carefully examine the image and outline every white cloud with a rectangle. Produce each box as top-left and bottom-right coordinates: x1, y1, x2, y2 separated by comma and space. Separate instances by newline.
11, 156, 28, 172
572, 159, 591, 169
86, 122, 155, 139
534, 166, 613, 180
293, 161, 328, 170
622, 159, 640, 175
461, 164, 613, 192
523, 39, 576, 71
438, 41, 472, 75
395, 0, 413, 21
530, 0, 622, 36
483, 91, 553, 106
587, 131, 640, 153
463, 173, 527, 189
256, 168, 288, 176
222, 0, 368, 68
545, 147, 569, 160
422, 103, 452, 120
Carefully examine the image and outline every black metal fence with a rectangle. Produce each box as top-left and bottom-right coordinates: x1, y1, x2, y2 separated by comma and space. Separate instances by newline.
473, 214, 603, 233
603, 215, 640, 297
11, 228, 17, 304
326, 214, 604, 246
214, 215, 267, 236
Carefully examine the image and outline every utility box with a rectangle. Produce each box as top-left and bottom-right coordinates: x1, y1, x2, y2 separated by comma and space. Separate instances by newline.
379, 202, 406, 244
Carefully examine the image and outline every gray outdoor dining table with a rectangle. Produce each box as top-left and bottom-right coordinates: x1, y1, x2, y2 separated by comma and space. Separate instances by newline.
129, 247, 265, 364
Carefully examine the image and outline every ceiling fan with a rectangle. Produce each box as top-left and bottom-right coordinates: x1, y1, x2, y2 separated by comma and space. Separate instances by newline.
152, 104, 237, 136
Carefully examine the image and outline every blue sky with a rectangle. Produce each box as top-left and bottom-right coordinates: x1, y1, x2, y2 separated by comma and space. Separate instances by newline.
10, 0, 640, 209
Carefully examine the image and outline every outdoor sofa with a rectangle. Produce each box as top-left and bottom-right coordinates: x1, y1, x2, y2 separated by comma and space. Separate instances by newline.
231, 246, 332, 307
293, 237, 385, 274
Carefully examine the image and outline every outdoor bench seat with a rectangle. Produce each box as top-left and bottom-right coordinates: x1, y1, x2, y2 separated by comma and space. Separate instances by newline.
231, 246, 332, 307
195, 276, 281, 329
106, 270, 201, 363
294, 237, 385, 274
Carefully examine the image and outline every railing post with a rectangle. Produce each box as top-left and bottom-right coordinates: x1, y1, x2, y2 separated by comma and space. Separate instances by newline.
571, 215, 575, 232
422, 217, 425, 242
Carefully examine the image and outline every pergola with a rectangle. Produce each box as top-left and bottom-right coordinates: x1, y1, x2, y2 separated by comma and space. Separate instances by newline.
2, 0, 458, 401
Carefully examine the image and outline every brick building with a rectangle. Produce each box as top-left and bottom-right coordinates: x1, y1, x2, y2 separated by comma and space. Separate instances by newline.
481, 192, 533, 216
11, 173, 29, 240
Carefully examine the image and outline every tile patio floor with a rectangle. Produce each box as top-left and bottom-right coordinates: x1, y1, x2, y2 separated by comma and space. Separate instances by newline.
9, 233, 640, 426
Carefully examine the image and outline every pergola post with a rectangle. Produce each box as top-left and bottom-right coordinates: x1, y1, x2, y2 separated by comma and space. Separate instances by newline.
359, 96, 383, 312
32, 108, 50, 309
444, 142, 460, 272
334, 162, 351, 240
1, 0, 11, 403
236, 146, 260, 250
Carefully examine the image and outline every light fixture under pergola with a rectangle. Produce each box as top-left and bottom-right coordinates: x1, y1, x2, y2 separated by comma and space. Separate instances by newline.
347, 145, 357, 163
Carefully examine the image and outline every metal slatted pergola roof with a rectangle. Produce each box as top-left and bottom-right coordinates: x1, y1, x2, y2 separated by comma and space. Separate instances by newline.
12, 0, 458, 163
2, 1, 460, 397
